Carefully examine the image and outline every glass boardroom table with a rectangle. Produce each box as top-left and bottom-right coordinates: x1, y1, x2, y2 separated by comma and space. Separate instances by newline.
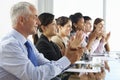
65, 51, 120, 80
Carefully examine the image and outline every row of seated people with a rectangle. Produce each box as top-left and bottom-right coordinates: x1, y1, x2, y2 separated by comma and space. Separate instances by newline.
0, 2, 84, 80
32, 12, 111, 80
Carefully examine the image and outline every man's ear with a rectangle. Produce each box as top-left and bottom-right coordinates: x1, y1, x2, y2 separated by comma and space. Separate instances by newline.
19, 16, 25, 25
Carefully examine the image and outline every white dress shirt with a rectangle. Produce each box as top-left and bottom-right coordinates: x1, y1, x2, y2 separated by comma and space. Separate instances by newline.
0, 29, 70, 80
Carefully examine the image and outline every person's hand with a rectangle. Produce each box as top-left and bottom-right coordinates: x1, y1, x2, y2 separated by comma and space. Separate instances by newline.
101, 31, 111, 44
105, 32, 111, 42
65, 42, 83, 64
88, 26, 103, 42
86, 28, 102, 50
103, 32, 110, 43
69, 30, 84, 49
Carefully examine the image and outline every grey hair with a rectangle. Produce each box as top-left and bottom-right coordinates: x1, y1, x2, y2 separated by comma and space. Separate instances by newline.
10, 2, 34, 26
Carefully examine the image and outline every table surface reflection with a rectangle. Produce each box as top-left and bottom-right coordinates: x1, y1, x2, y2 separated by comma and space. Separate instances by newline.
65, 51, 120, 80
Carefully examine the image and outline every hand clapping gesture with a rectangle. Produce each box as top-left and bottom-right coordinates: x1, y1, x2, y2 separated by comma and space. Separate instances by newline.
65, 30, 84, 64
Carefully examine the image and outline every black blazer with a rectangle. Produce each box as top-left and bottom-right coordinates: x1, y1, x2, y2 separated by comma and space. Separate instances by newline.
35, 34, 62, 61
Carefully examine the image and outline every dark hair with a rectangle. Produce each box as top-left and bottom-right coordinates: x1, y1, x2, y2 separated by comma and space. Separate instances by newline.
38, 13, 54, 32
69, 12, 83, 24
83, 16, 92, 23
93, 18, 103, 32
33, 13, 54, 44
69, 12, 83, 32
56, 16, 70, 26
32, 34, 38, 45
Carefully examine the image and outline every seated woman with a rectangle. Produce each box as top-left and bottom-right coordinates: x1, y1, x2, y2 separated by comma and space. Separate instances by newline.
51, 16, 72, 56
51, 16, 84, 80
86, 18, 111, 80
89, 18, 110, 54
33, 13, 62, 80
35, 13, 62, 61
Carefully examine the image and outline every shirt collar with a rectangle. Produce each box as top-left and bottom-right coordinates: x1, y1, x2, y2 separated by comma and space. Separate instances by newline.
11, 29, 27, 45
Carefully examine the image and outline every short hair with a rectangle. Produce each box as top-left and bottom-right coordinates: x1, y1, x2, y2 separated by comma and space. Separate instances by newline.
83, 16, 92, 23
69, 12, 83, 24
10, 2, 34, 26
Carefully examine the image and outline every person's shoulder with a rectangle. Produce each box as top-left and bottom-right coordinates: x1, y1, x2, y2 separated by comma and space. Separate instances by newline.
51, 35, 62, 42
38, 34, 49, 42
0, 33, 19, 47
36, 37, 48, 44
0, 37, 21, 54
35, 37, 49, 47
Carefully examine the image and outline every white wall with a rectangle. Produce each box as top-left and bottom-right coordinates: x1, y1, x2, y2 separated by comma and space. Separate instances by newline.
37, 0, 53, 14
53, 0, 103, 20
106, 0, 120, 51
0, 0, 38, 42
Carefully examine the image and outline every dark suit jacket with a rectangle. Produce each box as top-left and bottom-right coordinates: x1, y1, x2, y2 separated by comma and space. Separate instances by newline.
35, 34, 62, 61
